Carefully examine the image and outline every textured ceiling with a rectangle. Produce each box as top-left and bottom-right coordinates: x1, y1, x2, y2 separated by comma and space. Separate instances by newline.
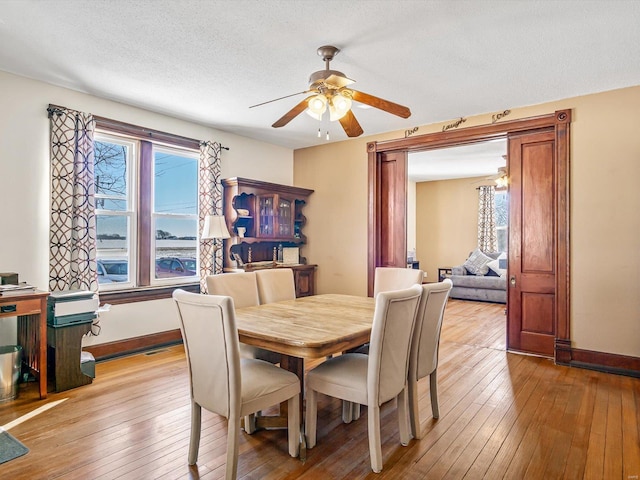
1, 0, 639, 153
408, 139, 507, 182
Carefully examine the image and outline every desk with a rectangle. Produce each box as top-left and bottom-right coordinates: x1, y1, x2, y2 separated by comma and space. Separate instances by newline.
0, 290, 49, 399
235, 294, 375, 428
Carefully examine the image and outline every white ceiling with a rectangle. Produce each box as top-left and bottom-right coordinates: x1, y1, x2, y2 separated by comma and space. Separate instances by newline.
1, 0, 639, 154
408, 138, 506, 182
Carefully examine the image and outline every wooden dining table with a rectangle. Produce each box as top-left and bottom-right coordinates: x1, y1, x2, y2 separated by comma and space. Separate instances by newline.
234, 293, 375, 431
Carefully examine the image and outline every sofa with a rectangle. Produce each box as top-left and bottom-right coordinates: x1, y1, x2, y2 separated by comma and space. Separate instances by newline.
449, 250, 507, 303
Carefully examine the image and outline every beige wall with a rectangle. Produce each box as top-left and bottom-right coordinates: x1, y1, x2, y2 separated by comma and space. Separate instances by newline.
407, 180, 416, 257
0, 70, 294, 346
415, 177, 484, 280
294, 129, 400, 296
294, 85, 640, 358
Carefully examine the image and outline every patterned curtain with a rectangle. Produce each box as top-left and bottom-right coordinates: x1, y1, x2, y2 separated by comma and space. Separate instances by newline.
477, 185, 498, 253
198, 141, 223, 292
48, 106, 98, 292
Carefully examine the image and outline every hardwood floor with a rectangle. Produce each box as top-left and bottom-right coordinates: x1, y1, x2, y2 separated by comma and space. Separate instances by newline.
1, 299, 638, 479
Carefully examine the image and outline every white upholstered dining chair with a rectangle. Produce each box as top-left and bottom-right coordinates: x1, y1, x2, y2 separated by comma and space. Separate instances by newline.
206, 272, 281, 364
408, 279, 452, 439
172, 290, 300, 479
255, 268, 296, 303
342, 266, 425, 422
373, 267, 424, 297
347, 280, 453, 434
206, 271, 260, 309
305, 284, 423, 473
206, 272, 282, 434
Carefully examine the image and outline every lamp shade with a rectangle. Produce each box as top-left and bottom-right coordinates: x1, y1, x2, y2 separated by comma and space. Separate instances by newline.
329, 93, 352, 121
201, 215, 231, 240
308, 94, 327, 115
495, 166, 508, 188
306, 94, 327, 120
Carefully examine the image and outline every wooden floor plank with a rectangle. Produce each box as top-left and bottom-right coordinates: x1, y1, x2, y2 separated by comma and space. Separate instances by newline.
375, 349, 509, 478
441, 359, 528, 479
539, 365, 583, 479
515, 364, 574, 479
621, 376, 640, 480
583, 374, 609, 479
603, 374, 623, 479
561, 371, 599, 480
461, 356, 554, 479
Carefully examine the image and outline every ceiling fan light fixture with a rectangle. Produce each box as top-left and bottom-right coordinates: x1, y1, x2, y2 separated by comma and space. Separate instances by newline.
306, 94, 327, 120
495, 167, 508, 188
328, 94, 352, 121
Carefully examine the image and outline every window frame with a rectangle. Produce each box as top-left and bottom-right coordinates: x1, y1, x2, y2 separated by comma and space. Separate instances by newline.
495, 189, 508, 253
150, 145, 200, 287
94, 133, 138, 291
94, 117, 201, 304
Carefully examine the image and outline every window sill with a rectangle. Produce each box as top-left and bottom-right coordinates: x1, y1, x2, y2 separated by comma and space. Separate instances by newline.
98, 283, 200, 305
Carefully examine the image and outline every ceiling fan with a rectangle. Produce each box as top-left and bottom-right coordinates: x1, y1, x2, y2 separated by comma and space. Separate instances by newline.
472, 166, 508, 187
249, 45, 412, 138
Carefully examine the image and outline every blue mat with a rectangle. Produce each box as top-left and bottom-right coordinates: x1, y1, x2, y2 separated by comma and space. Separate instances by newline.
0, 428, 29, 464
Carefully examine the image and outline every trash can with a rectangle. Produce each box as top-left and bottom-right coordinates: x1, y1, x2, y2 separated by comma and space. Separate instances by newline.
0, 345, 22, 403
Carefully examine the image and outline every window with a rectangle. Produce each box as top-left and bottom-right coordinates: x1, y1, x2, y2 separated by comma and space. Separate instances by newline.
94, 129, 200, 293
495, 190, 508, 252
152, 146, 198, 283
95, 134, 136, 288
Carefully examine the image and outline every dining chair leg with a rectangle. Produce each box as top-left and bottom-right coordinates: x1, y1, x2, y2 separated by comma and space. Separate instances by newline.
305, 388, 318, 449
226, 418, 241, 480
430, 370, 440, 419
188, 401, 202, 465
342, 400, 353, 423
243, 414, 257, 434
288, 395, 300, 457
368, 404, 383, 473
352, 402, 361, 420
408, 377, 420, 439
397, 387, 411, 446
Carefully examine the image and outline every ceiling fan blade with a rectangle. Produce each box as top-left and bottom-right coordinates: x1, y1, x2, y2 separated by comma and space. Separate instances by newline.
339, 110, 364, 137
349, 89, 411, 118
272, 96, 313, 128
249, 90, 310, 109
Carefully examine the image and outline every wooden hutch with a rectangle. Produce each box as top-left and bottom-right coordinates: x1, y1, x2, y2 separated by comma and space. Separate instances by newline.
221, 177, 316, 297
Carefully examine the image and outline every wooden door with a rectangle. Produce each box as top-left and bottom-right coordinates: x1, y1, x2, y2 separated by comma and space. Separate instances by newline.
367, 150, 407, 296
507, 129, 557, 357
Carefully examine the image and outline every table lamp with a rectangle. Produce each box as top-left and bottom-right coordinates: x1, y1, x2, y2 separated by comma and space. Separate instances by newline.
201, 215, 231, 273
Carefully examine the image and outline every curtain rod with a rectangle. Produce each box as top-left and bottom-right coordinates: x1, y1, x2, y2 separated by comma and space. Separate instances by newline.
47, 104, 229, 151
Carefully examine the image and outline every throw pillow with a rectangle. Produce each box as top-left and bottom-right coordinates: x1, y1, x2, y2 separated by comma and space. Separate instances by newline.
487, 252, 507, 276
463, 248, 492, 276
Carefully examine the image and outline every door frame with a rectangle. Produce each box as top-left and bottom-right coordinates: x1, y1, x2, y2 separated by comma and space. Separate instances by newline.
367, 110, 571, 362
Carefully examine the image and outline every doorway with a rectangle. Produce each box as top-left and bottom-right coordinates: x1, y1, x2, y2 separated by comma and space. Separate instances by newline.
407, 139, 508, 285
367, 110, 571, 361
